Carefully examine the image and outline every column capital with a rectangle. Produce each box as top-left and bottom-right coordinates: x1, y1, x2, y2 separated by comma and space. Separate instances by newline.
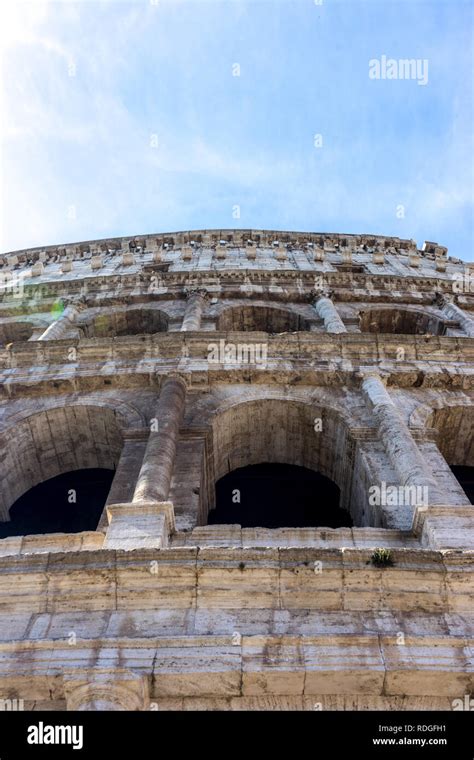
157, 372, 188, 392
310, 287, 333, 303
184, 287, 209, 300
64, 670, 150, 711
37, 298, 86, 341
312, 292, 347, 334
60, 294, 89, 315
359, 371, 394, 408
71, 293, 89, 307
434, 291, 452, 308
357, 369, 389, 385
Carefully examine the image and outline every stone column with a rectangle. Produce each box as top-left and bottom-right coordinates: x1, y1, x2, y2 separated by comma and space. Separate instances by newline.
313, 294, 347, 334
103, 376, 185, 549
96, 433, 148, 532
440, 298, 474, 337
181, 290, 207, 331
132, 376, 187, 502
361, 373, 445, 505
37, 302, 83, 341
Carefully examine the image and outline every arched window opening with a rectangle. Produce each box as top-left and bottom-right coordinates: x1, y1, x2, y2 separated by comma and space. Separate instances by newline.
450, 466, 474, 504
86, 308, 169, 337
0, 468, 115, 538
359, 308, 446, 335
0, 322, 35, 345
217, 305, 310, 333
209, 463, 352, 528
203, 399, 372, 529
426, 405, 474, 505
0, 405, 123, 535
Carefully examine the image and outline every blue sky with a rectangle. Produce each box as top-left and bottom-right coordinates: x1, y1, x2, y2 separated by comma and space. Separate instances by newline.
1, 0, 473, 259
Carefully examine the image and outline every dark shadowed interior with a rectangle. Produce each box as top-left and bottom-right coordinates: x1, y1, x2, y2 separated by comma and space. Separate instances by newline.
0, 468, 115, 538
209, 462, 352, 528
451, 465, 474, 504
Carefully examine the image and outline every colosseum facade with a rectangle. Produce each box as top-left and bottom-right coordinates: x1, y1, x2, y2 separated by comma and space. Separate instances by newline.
0, 229, 472, 711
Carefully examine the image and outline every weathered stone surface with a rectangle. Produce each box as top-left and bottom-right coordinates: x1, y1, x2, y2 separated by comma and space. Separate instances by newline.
0, 229, 472, 710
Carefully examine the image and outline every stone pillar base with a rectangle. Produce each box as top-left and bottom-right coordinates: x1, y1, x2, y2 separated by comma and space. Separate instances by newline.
413, 505, 474, 550
103, 501, 175, 550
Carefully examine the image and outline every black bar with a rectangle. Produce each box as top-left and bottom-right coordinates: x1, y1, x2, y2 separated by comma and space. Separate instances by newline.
0, 710, 472, 758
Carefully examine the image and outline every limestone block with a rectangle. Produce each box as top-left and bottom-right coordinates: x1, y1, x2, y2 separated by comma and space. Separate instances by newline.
381, 636, 472, 696
0, 555, 49, 613
104, 501, 174, 551
196, 548, 280, 609
0, 538, 22, 557
20, 532, 104, 556
152, 646, 241, 697
242, 638, 305, 695
303, 637, 385, 695
122, 252, 135, 266
27, 611, 110, 641
91, 255, 103, 270
278, 548, 343, 610
45, 553, 116, 613
106, 609, 191, 638
114, 549, 198, 611
30, 262, 44, 276
442, 553, 474, 614
0, 613, 33, 641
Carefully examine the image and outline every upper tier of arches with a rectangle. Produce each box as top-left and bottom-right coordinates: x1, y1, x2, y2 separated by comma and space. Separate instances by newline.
0, 298, 469, 342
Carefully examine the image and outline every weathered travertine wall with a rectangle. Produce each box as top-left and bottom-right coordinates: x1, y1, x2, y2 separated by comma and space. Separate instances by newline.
0, 230, 472, 710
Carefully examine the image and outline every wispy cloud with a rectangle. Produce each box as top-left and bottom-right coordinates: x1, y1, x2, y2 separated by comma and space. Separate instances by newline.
0, 0, 472, 260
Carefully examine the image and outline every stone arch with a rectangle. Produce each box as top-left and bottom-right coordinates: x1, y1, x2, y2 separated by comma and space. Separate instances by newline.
408, 395, 474, 430
408, 396, 474, 505
82, 305, 169, 338
0, 321, 36, 344
359, 306, 446, 335
424, 404, 474, 467
0, 404, 124, 521
216, 304, 311, 332
0, 395, 147, 435
204, 397, 368, 526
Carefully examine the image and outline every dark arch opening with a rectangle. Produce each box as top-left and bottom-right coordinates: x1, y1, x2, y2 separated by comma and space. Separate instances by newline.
217, 305, 310, 333
359, 309, 446, 335
87, 308, 169, 338
0, 322, 35, 345
0, 468, 115, 538
451, 466, 474, 505
209, 463, 352, 528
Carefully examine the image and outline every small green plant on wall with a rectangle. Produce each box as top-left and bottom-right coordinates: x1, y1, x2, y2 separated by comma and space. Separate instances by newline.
370, 548, 394, 567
